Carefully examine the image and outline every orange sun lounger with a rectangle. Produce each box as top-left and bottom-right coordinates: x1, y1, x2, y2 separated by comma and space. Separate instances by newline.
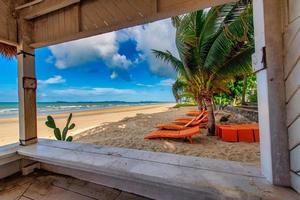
186, 110, 207, 116
174, 118, 208, 125
144, 126, 200, 144
156, 114, 208, 130
175, 109, 207, 121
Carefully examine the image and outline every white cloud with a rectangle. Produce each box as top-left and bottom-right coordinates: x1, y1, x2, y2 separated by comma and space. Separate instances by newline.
53, 88, 136, 96
136, 83, 154, 88
136, 78, 175, 88
159, 78, 175, 86
47, 32, 132, 71
38, 75, 66, 85
124, 19, 178, 77
111, 54, 132, 69
47, 18, 178, 78
110, 71, 118, 79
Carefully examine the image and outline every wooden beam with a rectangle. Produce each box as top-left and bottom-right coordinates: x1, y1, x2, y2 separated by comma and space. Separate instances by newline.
15, 0, 44, 10
0, 38, 17, 47
152, 0, 158, 13
29, 0, 235, 48
24, 0, 81, 20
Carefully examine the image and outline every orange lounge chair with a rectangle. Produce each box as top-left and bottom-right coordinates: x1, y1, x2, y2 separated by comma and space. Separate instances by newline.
145, 126, 200, 144
175, 109, 207, 121
156, 114, 208, 130
174, 118, 208, 125
186, 110, 207, 116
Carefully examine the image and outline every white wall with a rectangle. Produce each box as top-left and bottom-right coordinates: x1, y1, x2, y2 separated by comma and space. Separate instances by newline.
284, 0, 300, 193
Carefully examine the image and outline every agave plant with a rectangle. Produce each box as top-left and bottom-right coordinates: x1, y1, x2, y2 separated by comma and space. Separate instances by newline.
153, 1, 254, 135
45, 113, 75, 141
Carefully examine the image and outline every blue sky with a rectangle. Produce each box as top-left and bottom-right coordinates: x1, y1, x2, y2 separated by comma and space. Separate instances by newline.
0, 19, 178, 102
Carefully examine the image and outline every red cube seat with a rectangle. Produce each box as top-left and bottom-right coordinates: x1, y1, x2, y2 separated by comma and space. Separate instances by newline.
254, 128, 260, 142
221, 127, 238, 142
238, 128, 255, 142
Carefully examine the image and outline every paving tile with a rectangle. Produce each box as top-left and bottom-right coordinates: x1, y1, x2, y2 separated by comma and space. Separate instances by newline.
116, 192, 151, 200
24, 179, 94, 200
51, 175, 121, 200
19, 197, 32, 200
0, 182, 31, 200
0, 174, 34, 191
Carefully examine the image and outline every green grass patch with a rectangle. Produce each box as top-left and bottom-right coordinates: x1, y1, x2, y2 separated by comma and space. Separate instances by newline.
173, 102, 197, 108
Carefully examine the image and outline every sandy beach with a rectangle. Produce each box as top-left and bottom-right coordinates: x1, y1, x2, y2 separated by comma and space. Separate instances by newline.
0, 103, 174, 145
0, 103, 260, 164
75, 107, 260, 164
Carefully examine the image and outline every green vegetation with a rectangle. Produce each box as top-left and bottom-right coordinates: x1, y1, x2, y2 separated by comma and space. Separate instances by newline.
214, 74, 257, 106
153, 0, 254, 135
45, 113, 75, 141
174, 102, 197, 108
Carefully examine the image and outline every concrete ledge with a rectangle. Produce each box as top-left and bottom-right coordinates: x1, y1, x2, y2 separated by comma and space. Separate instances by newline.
0, 143, 22, 178
14, 139, 299, 200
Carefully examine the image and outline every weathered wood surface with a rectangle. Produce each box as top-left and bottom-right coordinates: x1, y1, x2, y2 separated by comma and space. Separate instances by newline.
285, 0, 300, 193
0, 0, 17, 45
13, 0, 236, 48
0, 171, 149, 200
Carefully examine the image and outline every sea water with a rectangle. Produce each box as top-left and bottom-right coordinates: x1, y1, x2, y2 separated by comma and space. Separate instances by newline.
0, 101, 163, 118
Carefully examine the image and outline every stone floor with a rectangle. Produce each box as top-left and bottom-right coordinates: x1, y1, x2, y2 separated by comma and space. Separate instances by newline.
0, 170, 151, 200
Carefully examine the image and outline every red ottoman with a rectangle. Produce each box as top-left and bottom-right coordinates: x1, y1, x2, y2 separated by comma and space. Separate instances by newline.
238, 128, 255, 142
221, 127, 238, 142
254, 128, 260, 142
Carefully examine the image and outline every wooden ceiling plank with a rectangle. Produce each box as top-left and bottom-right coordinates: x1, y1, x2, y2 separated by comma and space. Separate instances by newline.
81, 1, 107, 29
29, 0, 236, 48
24, 0, 81, 20
15, 0, 43, 10
114, 0, 138, 21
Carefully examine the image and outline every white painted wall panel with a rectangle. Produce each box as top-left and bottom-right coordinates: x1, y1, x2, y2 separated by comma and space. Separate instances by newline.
286, 0, 300, 193
284, 28, 300, 78
289, 116, 300, 150
289, 0, 300, 22
291, 172, 300, 193
285, 60, 300, 102
290, 145, 300, 172
286, 89, 300, 126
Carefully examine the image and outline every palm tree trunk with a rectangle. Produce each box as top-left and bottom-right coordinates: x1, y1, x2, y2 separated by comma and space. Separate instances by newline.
197, 97, 203, 110
205, 97, 215, 136
242, 76, 247, 105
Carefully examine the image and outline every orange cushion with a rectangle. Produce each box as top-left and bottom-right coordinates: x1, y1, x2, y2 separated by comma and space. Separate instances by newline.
145, 126, 200, 139
254, 128, 260, 142
221, 127, 238, 142
156, 124, 184, 130
238, 128, 255, 142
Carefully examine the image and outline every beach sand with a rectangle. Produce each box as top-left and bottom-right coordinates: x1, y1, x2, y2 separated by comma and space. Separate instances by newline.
0, 104, 260, 164
75, 107, 260, 164
0, 103, 174, 145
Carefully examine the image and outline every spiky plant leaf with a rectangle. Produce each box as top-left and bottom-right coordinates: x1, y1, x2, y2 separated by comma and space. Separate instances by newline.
66, 136, 73, 142
45, 115, 56, 128
69, 123, 75, 130
54, 128, 61, 140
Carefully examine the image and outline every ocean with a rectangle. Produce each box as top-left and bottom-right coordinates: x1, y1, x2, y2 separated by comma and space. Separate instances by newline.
0, 102, 165, 118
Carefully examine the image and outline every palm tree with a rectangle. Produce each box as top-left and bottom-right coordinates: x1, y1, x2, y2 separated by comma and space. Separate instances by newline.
153, 1, 254, 135
0, 43, 17, 58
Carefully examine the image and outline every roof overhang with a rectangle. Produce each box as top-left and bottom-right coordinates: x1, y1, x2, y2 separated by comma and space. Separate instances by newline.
0, 0, 237, 48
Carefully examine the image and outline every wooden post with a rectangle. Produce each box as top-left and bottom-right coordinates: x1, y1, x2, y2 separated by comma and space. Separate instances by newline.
17, 19, 37, 145
253, 0, 290, 186
17, 45, 37, 145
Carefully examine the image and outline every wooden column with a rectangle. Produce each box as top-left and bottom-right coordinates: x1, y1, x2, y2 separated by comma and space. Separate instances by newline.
253, 0, 290, 186
17, 19, 37, 145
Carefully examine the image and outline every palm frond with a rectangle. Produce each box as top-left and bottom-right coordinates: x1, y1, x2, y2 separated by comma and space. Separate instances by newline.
151, 49, 187, 77
204, 5, 253, 71
0, 43, 17, 58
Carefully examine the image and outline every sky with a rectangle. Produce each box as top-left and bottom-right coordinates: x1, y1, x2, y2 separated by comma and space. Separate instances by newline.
0, 19, 179, 102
